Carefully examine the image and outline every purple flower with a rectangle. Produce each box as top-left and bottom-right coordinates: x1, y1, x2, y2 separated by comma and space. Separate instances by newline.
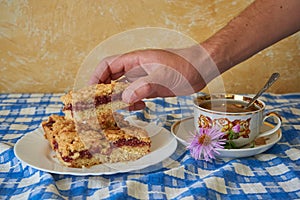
232, 124, 240, 133
187, 127, 225, 162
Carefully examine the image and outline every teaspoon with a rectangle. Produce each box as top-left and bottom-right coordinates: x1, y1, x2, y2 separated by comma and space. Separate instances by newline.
244, 72, 280, 109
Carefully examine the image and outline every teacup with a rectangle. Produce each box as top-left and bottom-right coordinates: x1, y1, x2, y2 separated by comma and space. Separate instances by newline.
193, 94, 281, 148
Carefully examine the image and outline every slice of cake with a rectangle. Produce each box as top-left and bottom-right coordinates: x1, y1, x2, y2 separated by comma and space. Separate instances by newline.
42, 115, 151, 168
101, 126, 151, 163
61, 81, 129, 130
42, 115, 101, 168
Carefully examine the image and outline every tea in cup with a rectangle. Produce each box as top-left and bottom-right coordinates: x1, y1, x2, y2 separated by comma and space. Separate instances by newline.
193, 94, 281, 148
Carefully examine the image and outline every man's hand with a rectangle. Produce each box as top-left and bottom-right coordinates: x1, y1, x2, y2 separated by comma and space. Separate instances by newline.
90, 46, 218, 104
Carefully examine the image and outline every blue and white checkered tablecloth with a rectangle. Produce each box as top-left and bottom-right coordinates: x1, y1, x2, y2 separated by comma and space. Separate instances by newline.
0, 93, 299, 199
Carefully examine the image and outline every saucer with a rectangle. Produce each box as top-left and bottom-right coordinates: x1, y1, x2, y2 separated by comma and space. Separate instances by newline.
171, 117, 282, 158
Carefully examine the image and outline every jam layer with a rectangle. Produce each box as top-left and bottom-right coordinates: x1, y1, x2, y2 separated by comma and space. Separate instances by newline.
113, 137, 150, 147
44, 117, 55, 130
61, 150, 93, 163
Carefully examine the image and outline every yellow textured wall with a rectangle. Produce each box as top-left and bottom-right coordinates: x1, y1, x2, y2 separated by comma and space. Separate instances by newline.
1, 0, 299, 93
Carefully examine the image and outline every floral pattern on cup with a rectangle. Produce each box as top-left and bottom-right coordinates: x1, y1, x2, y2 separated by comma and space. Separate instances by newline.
198, 115, 251, 140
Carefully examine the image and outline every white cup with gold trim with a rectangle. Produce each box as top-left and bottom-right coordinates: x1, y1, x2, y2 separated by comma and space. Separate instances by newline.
193, 94, 281, 148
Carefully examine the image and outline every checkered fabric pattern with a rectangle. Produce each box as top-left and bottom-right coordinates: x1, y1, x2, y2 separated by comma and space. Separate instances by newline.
0, 93, 299, 199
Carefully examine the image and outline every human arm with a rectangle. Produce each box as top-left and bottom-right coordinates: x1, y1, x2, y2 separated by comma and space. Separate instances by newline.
202, 0, 300, 73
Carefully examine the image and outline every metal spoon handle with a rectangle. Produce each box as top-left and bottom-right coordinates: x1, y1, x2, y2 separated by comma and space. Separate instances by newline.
245, 72, 280, 109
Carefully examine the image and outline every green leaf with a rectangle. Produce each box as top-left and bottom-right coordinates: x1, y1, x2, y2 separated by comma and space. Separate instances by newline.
224, 141, 237, 149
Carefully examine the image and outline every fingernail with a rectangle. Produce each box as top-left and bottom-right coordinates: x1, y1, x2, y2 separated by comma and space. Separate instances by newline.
122, 89, 138, 104
88, 75, 100, 85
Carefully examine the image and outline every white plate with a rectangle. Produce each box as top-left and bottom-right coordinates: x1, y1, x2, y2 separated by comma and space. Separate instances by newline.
14, 123, 177, 175
171, 117, 282, 158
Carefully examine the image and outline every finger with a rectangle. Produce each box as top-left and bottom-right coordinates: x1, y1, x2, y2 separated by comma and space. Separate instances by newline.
122, 77, 153, 104
90, 52, 143, 84
109, 51, 142, 74
122, 76, 176, 103
111, 71, 126, 81
126, 101, 146, 111
144, 85, 175, 98
102, 51, 149, 82
89, 55, 117, 84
